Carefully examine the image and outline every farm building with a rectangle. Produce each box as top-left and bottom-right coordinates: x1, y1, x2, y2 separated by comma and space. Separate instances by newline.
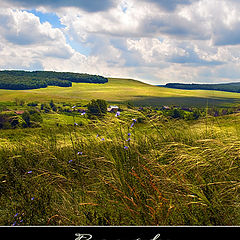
162, 106, 170, 110
15, 110, 25, 115
107, 105, 119, 113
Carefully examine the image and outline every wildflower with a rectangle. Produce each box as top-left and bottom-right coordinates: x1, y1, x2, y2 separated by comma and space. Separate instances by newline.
130, 119, 137, 128
124, 146, 129, 149
69, 160, 73, 163
31, 197, 34, 201
77, 152, 83, 155
96, 134, 99, 138
115, 111, 120, 117
12, 221, 16, 226
27, 171, 32, 174
81, 112, 86, 115
128, 133, 131, 136
126, 138, 131, 142
101, 138, 105, 141
20, 220, 23, 223
74, 122, 78, 126
14, 213, 19, 218
72, 106, 76, 109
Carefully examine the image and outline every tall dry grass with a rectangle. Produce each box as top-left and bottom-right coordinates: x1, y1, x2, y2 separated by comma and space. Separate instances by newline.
0, 111, 239, 225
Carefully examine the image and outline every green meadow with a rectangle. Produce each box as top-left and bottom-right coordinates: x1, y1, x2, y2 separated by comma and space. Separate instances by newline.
0, 78, 239, 226
1, 78, 240, 107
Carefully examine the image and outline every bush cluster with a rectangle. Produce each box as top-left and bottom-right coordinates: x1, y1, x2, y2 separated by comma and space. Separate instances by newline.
0, 110, 42, 129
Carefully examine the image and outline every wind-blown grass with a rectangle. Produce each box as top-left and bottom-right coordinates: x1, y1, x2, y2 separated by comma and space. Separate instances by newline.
0, 111, 239, 225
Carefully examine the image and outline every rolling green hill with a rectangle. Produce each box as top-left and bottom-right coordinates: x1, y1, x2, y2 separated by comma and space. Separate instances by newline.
1, 77, 240, 107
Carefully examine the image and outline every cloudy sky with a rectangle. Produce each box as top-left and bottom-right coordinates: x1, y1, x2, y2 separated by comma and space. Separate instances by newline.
1, 0, 240, 84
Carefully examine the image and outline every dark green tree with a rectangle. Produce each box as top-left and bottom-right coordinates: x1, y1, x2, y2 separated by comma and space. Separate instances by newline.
169, 108, 184, 119
41, 103, 50, 112
49, 100, 57, 111
193, 109, 200, 120
49, 100, 54, 108
29, 110, 43, 123
87, 99, 107, 116
22, 111, 31, 127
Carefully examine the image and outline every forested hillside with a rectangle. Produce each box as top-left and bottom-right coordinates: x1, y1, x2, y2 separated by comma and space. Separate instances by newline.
162, 82, 240, 93
0, 70, 108, 90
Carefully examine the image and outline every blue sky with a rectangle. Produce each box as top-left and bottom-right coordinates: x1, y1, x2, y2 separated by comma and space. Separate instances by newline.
26, 10, 91, 55
26, 10, 65, 29
1, 0, 240, 84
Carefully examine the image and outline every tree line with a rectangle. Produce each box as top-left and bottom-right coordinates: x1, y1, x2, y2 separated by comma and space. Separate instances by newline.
163, 82, 240, 93
0, 70, 108, 90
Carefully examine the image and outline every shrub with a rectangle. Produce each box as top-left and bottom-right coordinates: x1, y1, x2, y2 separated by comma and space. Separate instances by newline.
41, 104, 51, 113
50, 100, 57, 112
22, 110, 42, 127
192, 109, 201, 119
0, 114, 11, 129
87, 99, 107, 116
0, 113, 23, 129
29, 109, 43, 123
22, 111, 31, 127
167, 108, 185, 119
27, 102, 38, 107
137, 117, 145, 123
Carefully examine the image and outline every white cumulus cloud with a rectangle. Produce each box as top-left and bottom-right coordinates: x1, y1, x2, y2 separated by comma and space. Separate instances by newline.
1, 0, 240, 84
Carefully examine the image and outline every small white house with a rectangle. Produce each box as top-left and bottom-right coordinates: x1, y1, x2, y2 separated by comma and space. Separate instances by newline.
107, 105, 119, 113
162, 106, 170, 110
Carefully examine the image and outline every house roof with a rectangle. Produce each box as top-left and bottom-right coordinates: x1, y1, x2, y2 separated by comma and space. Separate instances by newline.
15, 110, 25, 114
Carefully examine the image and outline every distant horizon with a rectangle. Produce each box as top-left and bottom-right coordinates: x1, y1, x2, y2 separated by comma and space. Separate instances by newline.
1, 68, 240, 86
